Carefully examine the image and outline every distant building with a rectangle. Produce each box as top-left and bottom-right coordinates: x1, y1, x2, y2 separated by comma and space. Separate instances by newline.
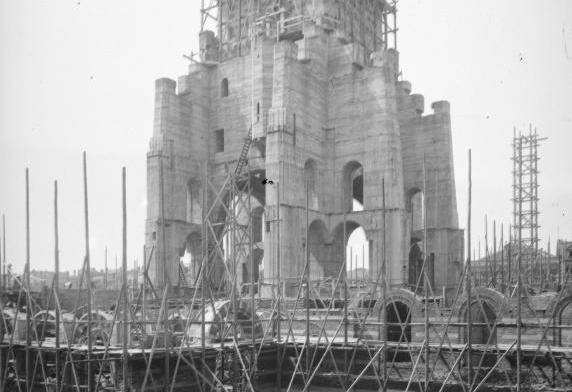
471, 242, 559, 291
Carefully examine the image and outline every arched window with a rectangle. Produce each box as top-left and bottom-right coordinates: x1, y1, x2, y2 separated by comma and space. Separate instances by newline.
407, 189, 424, 232
408, 239, 423, 289
332, 220, 370, 283
346, 225, 369, 280
180, 232, 202, 282
221, 78, 229, 97
342, 161, 364, 212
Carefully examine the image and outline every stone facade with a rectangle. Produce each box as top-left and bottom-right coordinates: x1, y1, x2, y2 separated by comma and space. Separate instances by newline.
144, 0, 464, 297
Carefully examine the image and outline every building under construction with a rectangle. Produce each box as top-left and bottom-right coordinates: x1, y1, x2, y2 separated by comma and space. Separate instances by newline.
1, 1, 572, 391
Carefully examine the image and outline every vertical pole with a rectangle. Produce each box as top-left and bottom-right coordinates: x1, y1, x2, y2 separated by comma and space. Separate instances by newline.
362, 243, 366, 282
159, 158, 169, 389
276, 181, 282, 392
350, 248, 353, 286
2, 214, 5, 291
517, 135, 523, 392
558, 240, 562, 289
343, 212, 348, 377
105, 247, 108, 290
544, 247, 547, 289
512, 128, 517, 288
248, 169, 256, 390
485, 216, 489, 285
200, 0, 205, 32
393, 6, 397, 50
423, 157, 429, 392
508, 225, 512, 288
545, 241, 549, 289
54, 180, 61, 392
500, 224, 504, 294
115, 256, 118, 291
381, 179, 387, 392
201, 163, 207, 384
466, 150, 473, 390
83, 152, 93, 392
25, 168, 31, 391
493, 220, 497, 288
478, 241, 481, 285
218, 0, 223, 60
0, 214, 2, 295
276, 182, 281, 341
122, 168, 129, 391
305, 178, 311, 389
237, 0, 242, 56
529, 126, 534, 286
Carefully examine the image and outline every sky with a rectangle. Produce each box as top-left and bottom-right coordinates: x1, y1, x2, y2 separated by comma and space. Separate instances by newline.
0, 0, 571, 274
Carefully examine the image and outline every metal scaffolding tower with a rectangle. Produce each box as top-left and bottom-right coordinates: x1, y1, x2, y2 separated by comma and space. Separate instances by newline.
512, 126, 547, 286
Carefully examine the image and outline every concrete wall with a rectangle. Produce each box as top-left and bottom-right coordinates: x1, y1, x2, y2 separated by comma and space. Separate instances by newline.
145, 8, 464, 296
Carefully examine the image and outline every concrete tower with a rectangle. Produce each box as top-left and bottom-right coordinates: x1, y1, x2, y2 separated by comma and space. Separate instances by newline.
145, 0, 464, 297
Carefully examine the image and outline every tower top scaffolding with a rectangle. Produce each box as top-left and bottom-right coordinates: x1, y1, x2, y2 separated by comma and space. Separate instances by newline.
200, 0, 398, 62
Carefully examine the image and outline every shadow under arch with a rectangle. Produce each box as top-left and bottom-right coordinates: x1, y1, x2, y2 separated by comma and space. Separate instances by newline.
547, 295, 572, 347
454, 287, 509, 348
371, 288, 427, 361
308, 219, 332, 279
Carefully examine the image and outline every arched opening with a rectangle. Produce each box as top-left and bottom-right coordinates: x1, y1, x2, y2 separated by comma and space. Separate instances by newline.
466, 300, 497, 345
346, 226, 369, 282
221, 188, 265, 290
559, 301, 572, 346
180, 232, 202, 284
386, 301, 412, 343
221, 78, 229, 97
304, 159, 318, 210
186, 179, 202, 224
332, 220, 370, 283
343, 161, 364, 212
406, 188, 424, 233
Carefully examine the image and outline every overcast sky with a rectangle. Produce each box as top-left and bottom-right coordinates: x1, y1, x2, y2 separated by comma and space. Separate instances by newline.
0, 0, 571, 274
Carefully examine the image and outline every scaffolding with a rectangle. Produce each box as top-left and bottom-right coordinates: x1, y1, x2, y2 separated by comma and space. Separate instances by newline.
199, 0, 398, 62
512, 127, 547, 288
2, 147, 572, 392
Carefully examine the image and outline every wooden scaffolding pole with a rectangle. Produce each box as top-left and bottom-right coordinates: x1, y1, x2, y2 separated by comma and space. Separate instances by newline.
423, 157, 430, 392
122, 167, 129, 391
54, 180, 61, 392
83, 152, 94, 392
25, 168, 31, 391
381, 178, 387, 392
466, 150, 473, 389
